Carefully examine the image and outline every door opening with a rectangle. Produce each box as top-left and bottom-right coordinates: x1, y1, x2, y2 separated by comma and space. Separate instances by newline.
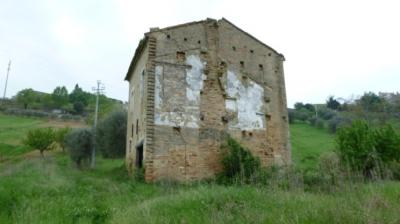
135, 142, 144, 168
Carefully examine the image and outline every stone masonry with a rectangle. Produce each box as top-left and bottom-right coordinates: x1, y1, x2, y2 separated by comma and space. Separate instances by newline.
125, 18, 291, 182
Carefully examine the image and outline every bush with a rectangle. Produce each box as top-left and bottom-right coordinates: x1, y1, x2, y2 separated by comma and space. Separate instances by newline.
65, 128, 93, 168
336, 120, 400, 178
96, 110, 127, 158
23, 128, 55, 156
288, 109, 295, 124
328, 116, 351, 133
54, 127, 71, 152
315, 119, 324, 129
318, 107, 336, 120
374, 124, 400, 163
218, 136, 261, 184
308, 116, 317, 126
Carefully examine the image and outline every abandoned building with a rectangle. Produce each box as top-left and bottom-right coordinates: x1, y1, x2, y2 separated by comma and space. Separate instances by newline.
125, 18, 291, 182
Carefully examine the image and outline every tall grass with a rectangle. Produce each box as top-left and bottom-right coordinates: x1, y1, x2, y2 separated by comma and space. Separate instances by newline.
1, 153, 400, 224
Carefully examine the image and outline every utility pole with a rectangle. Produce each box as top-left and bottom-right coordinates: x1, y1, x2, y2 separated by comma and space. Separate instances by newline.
91, 80, 105, 168
3, 60, 11, 100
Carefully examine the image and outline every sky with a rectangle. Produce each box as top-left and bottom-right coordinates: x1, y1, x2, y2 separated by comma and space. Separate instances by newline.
1, 0, 399, 107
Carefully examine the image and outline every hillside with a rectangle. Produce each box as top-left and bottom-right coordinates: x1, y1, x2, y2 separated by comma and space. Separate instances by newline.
1, 115, 400, 223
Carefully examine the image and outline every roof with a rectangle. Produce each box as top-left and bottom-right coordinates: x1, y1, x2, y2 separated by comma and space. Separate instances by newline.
124, 37, 148, 81
124, 18, 284, 81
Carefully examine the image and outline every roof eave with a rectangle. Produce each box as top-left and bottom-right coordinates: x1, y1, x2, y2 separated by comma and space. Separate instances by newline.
124, 36, 148, 81
220, 18, 285, 60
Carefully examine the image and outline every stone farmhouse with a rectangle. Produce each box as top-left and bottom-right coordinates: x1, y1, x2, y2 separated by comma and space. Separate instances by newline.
125, 18, 291, 182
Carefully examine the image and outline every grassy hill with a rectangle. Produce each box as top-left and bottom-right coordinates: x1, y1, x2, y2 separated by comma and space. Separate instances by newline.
290, 122, 336, 170
0, 114, 85, 163
1, 115, 400, 223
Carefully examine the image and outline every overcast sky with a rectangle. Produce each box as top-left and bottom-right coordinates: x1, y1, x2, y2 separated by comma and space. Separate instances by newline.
1, 0, 399, 107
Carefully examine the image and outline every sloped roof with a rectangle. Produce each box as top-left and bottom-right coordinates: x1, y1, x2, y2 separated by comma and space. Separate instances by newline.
124, 18, 284, 81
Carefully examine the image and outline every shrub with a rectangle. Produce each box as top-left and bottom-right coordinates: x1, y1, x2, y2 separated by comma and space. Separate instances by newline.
288, 109, 295, 124
374, 124, 400, 163
315, 119, 324, 129
318, 107, 336, 120
219, 136, 261, 184
65, 128, 93, 168
54, 127, 71, 152
336, 120, 376, 175
96, 110, 127, 158
23, 128, 55, 157
336, 120, 400, 178
328, 116, 351, 133
308, 116, 317, 126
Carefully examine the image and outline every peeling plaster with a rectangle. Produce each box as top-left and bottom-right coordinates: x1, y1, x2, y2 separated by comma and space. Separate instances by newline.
185, 55, 207, 102
154, 55, 206, 128
225, 70, 265, 130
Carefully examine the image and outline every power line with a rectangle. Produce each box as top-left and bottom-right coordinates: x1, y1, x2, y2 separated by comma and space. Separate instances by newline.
90, 80, 105, 169
3, 60, 11, 100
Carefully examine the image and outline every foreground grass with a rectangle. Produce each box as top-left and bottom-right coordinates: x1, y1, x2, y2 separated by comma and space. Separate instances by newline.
1, 114, 400, 223
290, 122, 335, 170
1, 154, 400, 224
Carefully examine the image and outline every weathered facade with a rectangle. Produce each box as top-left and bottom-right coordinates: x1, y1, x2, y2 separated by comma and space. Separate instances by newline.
125, 18, 290, 182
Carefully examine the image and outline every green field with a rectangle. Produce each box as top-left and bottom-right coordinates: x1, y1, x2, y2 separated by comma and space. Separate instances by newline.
1, 115, 400, 223
290, 122, 336, 170
0, 114, 44, 162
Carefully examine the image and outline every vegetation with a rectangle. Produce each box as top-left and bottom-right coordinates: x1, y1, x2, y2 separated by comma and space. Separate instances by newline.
219, 136, 260, 184
336, 120, 400, 178
96, 110, 127, 158
54, 127, 71, 152
1, 90, 400, 223
65, 128, 93, 168
15, 88, 36, 109
23, 128, 55, 157
7, 84, 124, 123
1, 116, 400, 223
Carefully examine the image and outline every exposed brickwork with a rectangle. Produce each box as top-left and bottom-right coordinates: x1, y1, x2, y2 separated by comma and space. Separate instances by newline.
125, 18, 291, 182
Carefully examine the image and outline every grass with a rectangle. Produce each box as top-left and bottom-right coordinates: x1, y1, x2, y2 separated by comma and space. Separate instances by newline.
0, 114, 45, 162
1, 154, 400, 223
290, 122, 336, 170
0, 113, 86, 162
1, 114, 400, 223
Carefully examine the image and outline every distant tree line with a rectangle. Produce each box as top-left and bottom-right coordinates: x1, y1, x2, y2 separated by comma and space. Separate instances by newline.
2, 84, 124, 123
289, 91, 400, 133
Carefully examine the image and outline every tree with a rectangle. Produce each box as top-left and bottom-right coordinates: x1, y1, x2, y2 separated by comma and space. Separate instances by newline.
73, 101, 85, 115
358, 92, 384, 112
23, 128, 55, 157
96, 110, 127, 158
69, 84, 89, 106
65, 128, 93, 168
52, 86, 69, 109
326, 96, 340, 110
15, 88, 36, 109
294, 102, 305, 111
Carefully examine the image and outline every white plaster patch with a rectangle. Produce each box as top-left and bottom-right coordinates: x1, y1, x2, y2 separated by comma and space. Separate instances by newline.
185, 55, 206, 103
154, 55, 206, 128
155, 112, 199, 128
225, 99, 237, 112
155, 65, 163, 110
226, 70, 265, 130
